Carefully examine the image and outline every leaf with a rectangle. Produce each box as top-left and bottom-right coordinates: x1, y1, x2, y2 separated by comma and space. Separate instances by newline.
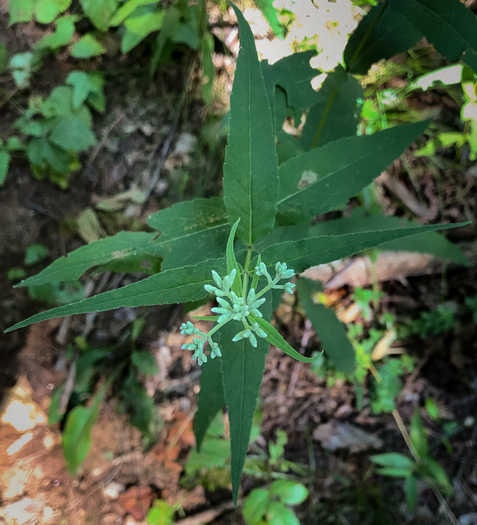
370, 453, 415, 470
71, 34, 106, 58
376, 467, 413, 478
226, 218, 243, 295
223, 3, 278, 245
110, 0, 159, 26
390, 0, 477, 67
405, 475, 418, 510
243, 488, 270, 525
249, 315, 316, 363
269, 480, 308, 505
300, 212, 469, 265
297, 279, 355, 373
50, 117, 96, 152
344, 3, 421, 75
194, 355, 225, 451
0, 151, 10, 186
422, 457, 452, 492
24, 244, 49, 266
220, 294, 272, 506
9, 0, 35, 24
278, 120, 431, 224
48, 384, 65, 425
300, 69, 363, 150
122, 10, 165, 53
132, 351, 159, 375
35, 0, 72, 24
79, 0, 118, 31
6, 258, 226, 332
267, 502, 299, 525
35, 16, 77, 51
410, 409, 428, 458
254, 0, 284, 38
201, 33, 214, 105
261, 222, 469, 274
62, 401, 100, 474
66, 71, 97, 109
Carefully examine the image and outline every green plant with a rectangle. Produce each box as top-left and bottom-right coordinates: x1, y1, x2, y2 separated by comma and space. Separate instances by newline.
6, 0, 473, 506
371, 409, 452, 510
243, 479, 308, 525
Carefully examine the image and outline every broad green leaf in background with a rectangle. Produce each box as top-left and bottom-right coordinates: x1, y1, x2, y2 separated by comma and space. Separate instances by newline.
390, 0, 477, 73
66, 71, 101, 109
277, 120, 430, 224
344, 3, 421, 75
35, 15, 77, 51
243, 488, 270, 525
80, 0, 118, 31
50, 117, 96, 152
261, 222, 468, 274
223, 3, 278, 245
297, 279, 355, 373
109, 0, 159, 26
71, 34, 106, 58
194, 355, 225, 451
254, 0, 284, 38
35, 0, 71, 24
220, 295, 272, 506
146, 500, 175, 525
9, 0, 35, 24
62, 389, 104, 474
24, 243, 49, 266
300, 69, 363, 150
122, 10, 165, 53
267, 502, 300, 525
270, 480, 309, 505
6, 258, 227, 332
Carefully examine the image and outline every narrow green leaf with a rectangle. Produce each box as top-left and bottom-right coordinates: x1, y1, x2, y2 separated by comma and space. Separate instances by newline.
405, 475, 418, 509
79, 0, 118, 31
190, 315, 219, 321
300, 69, 363, 150
269, 480, 309, 505
201, 33, 215, 105
110, 0, 158, 26
371, 453, 415, 470
223, 3, 278, 245
376, 467, 413, 478
226, 218, 243, 295
122, 10, 165, 53
299, 212, 469, 265
6, 258, 226, 332
278, 121, 430, 224
0, 151, 10, 186
220, 294, 272, 506
344, 3, 421, 75
297, 279, 355, 373
410, 409, 428, 458
390, 0, 477, 66
250, 316, 316, 363
261, 222, 470, 274
422, 457, 452, 492
194, 355, 225, 451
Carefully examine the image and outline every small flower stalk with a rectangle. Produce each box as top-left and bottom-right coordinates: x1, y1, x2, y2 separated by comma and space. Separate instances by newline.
180, 260, 295, 365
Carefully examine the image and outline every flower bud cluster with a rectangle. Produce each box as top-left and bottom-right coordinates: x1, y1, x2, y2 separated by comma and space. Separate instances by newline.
180, 261, 295, 365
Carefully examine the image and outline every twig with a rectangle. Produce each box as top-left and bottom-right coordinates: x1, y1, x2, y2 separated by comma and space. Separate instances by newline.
87, 110, 128, 166
174, 501, 236, 525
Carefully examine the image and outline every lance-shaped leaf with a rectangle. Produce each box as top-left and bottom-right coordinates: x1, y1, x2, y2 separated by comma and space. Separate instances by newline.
18, 198, 228, 288
389, 0, 477, 72
249, 315, 316, 363
223, 3, 278, 245
220, 294, 272, 506
300, 69, 363, 150
261, 222, 469, 274
296, 279, 355, 373
301, 212, 468, 265
344, 3, 421, 75
277, 120, 430, 224
226, 218, 243, 295
6, 258, 226, 332
194, 355, 225, 451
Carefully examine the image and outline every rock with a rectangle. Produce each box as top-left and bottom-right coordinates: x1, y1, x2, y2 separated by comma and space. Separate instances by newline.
103, 482, 126, 500
313, 421, 383, 453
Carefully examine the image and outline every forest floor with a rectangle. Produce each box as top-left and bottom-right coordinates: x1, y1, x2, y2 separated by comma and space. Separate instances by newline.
1, 5, 477, 525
